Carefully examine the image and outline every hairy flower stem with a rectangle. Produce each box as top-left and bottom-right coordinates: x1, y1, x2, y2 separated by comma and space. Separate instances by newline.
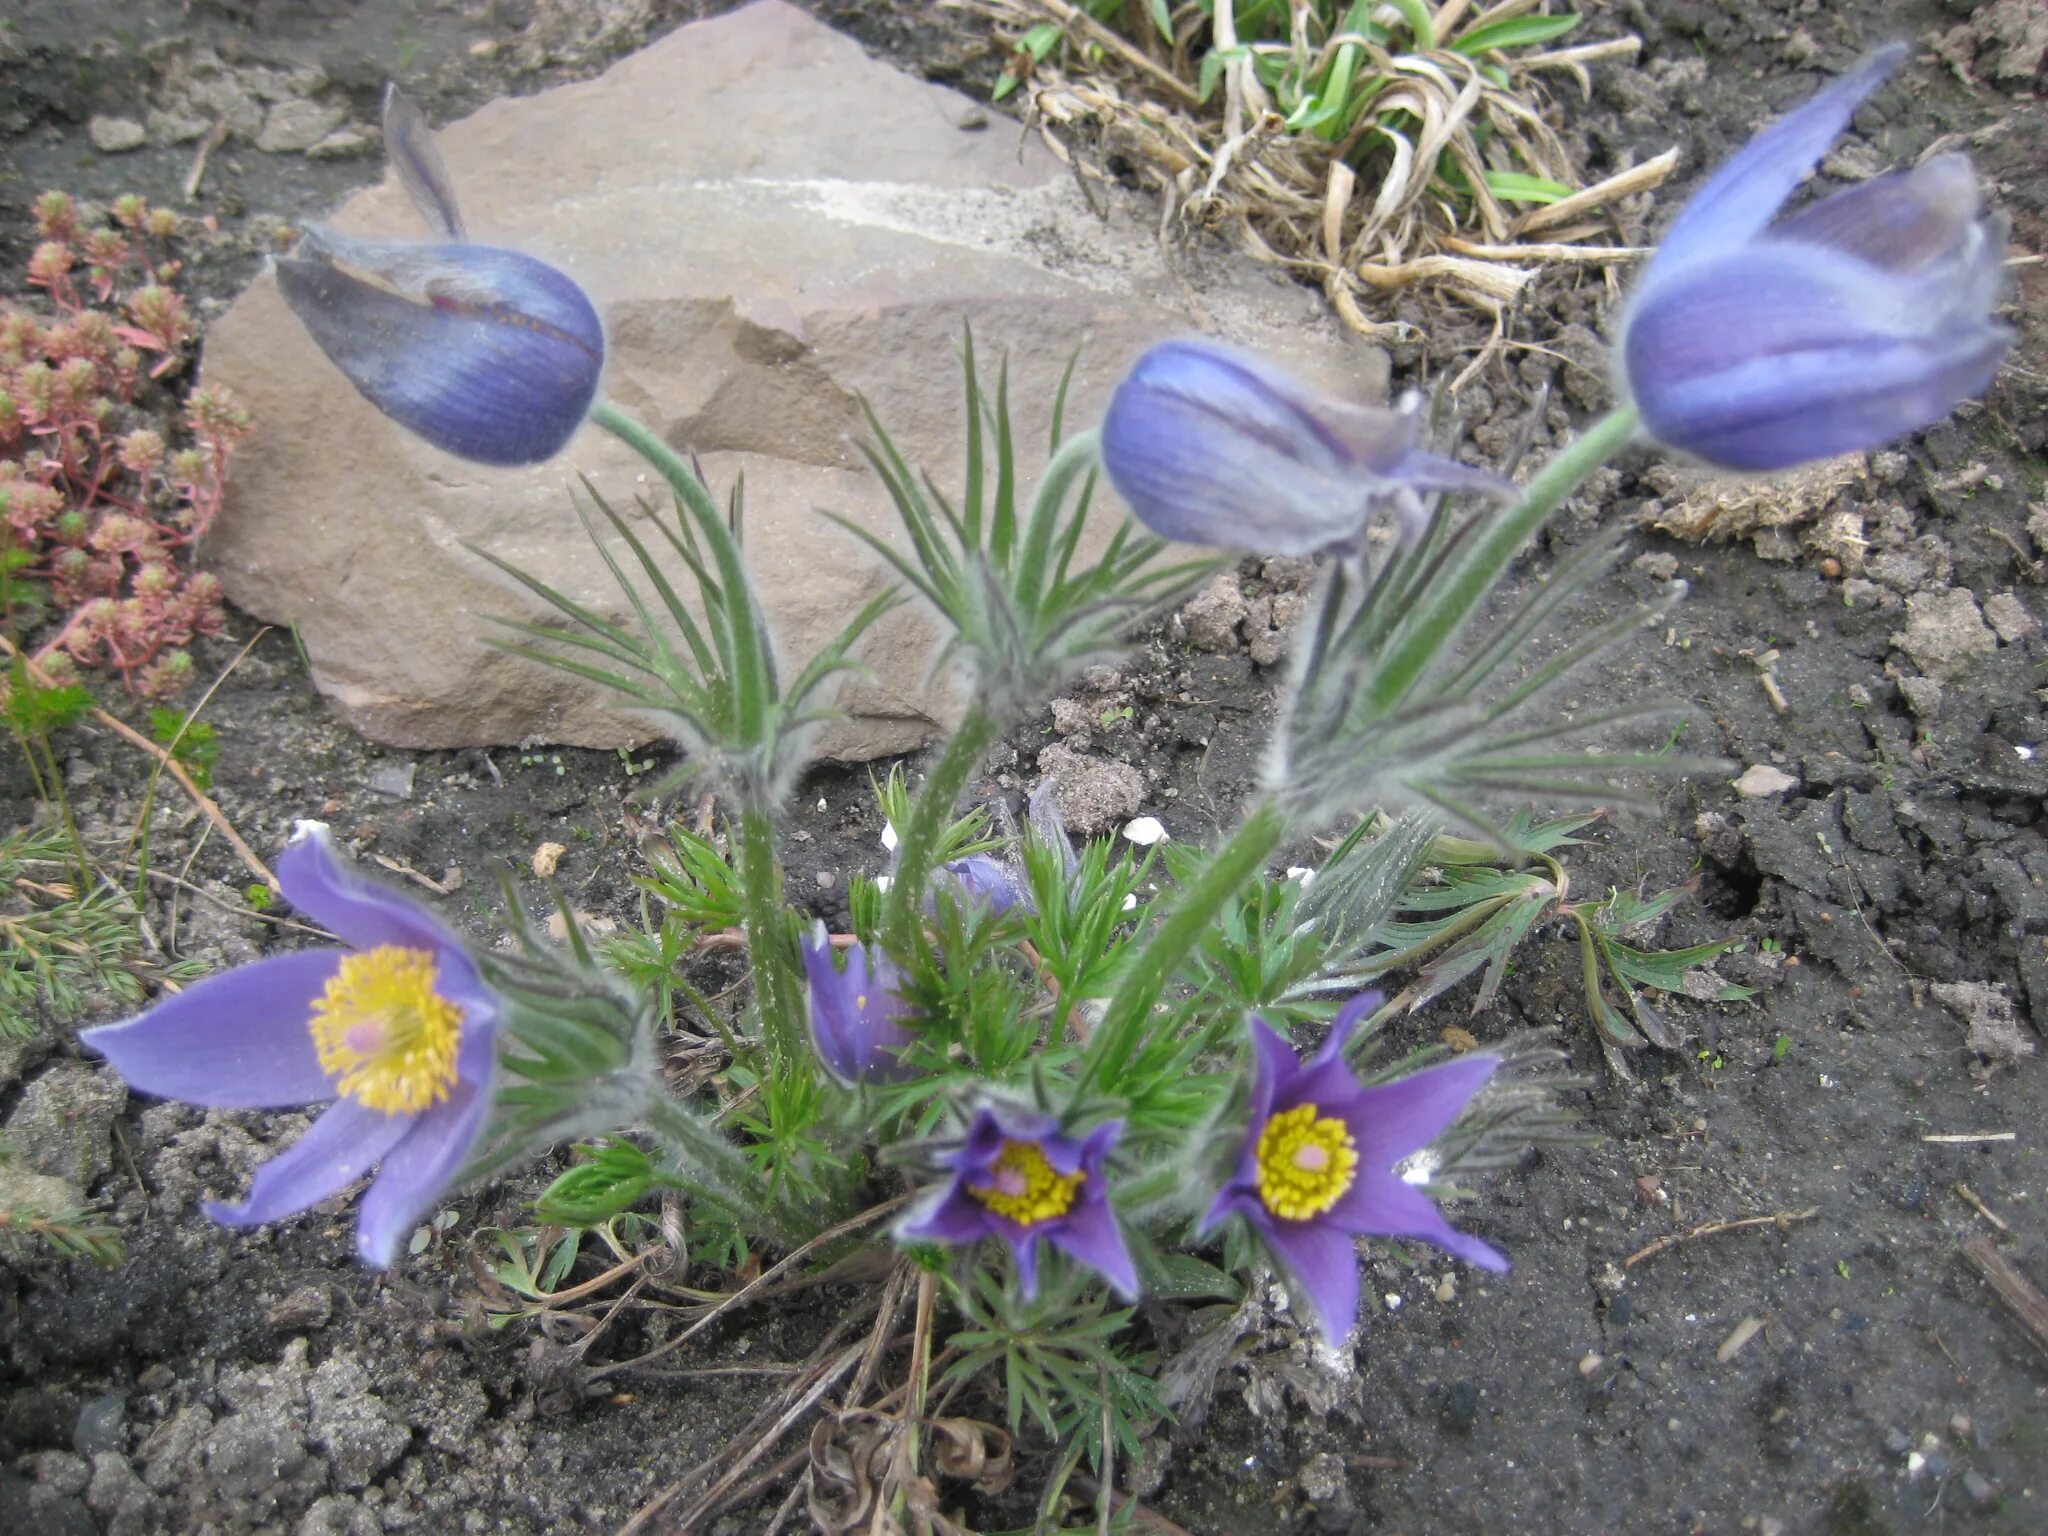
587, 400, 805, 1064
640, 1085, 808, 1248
881, 706, 1002, 951
587, 399, 736, 621
1075, 796, 1292, 1103
1364, 405, 1640, 714
739, 806, 804, 1066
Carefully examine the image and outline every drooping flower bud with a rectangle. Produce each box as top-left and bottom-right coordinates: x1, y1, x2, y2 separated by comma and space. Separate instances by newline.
1618, 45, 2010, 471
1101, 339, 1514, 556
275, 85, 603, 466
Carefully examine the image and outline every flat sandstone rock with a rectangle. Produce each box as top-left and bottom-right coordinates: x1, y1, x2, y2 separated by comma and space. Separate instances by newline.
201, 0, 1380, 758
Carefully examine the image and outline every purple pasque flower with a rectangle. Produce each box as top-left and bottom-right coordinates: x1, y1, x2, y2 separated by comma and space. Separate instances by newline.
898, 1105, 1137, 1298
1619, 44, 2010, 471
1204, 992, 1506, 1347
933, 854, 1029, 917
81, 823, 498, 1267
275, 85, 603, 465
1101, 339, 1514, 556
801, 923, 918, 1083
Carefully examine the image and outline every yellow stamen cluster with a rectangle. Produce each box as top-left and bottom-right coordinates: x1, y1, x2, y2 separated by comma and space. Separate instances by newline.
1255, 1103, 1359, 1221
308, 946, 464, 1116
971, 1139, 1084, 1227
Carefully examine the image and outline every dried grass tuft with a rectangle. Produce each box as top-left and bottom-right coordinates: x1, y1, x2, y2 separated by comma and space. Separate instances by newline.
974, 1, 1676, 354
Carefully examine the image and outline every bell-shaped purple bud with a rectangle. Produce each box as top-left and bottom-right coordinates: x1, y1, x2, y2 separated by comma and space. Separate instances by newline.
275, 86, 604, 466
1100, 340, 1514, 556
934, 853, 1030, 916
800, 925, 918, 1083
1619, 45, 2011, 471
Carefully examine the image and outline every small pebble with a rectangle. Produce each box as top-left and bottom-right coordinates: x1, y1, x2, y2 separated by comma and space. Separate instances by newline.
88, 115, 148, 152
1960, 1469, 1998, 1510
72, 1394, 126, 1458
1577, 1351, 1603, 1377
1122, 815, 1169, 846
815, 869, 836, 889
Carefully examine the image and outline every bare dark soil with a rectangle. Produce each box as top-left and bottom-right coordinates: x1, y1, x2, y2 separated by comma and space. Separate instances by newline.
3, 3, 2046, 1534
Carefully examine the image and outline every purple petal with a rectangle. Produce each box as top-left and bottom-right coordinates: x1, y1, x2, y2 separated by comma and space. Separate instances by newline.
1247, 1016, 1296, 1116
276, 231, 602, 466
353, 1024, 496, 1266
1652, 44, 1905, 274
803, 932, 915, 1083
1390, 448, 1518, 502
203, 1099, 411, 1229
1261, 1218, 1361, 1349
1347, 1055, 1499, 1172
1305, 991, 1382, 1069
1026, 781, 1078, 877
382, 86, 466, 241
81, 951, 340, 1109
1770, 154, 1983, 275
276, 827, 466, 960
1329, 1172, 1509, 1273
1636, 323, 2009, 472
897, 1184, 995, 1247
1201, 1179, 1262, 1237
935, 855, 1029, 916
1049, 1195, 1139, 1300
1011, 1231, 1043, 1297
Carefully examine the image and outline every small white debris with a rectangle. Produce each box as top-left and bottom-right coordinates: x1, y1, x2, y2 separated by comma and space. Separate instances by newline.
1434, 1274, 1457, 1305
816, 797, 828, 812
880, 822, 899, 852
2016, 744, 2036, 761
1734, 764, 1799, 798
1285, 866, 1316, 884
1120, 892, 1139, 912
1122, 816, 1169, 846
1398, 1150, 1440, 1187
874, 875, 894, 894
1578, 1351, 1604, 1377
1384, 1292, 1403, 1311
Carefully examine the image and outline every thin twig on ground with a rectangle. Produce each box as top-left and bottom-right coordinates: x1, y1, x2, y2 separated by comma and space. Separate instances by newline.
0, 633, 277, 891
1623, 1206, 1821, 1268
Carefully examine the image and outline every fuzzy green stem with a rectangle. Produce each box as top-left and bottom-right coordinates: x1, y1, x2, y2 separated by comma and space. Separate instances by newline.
738, 806, 803, 1066
1078, 796, 1291, 1100
882, 707, 1002, 949
640, 1086, 807, 1249
1365, 405, 1640, 713
589, 399, 724, 528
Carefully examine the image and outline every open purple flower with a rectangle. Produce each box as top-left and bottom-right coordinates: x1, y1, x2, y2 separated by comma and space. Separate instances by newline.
801, 925, 918, 1083
1101, 339, 1514, 556
81, 824, 498, 1266
898, 1106, 1137, 1298
276, 86, 603, 465
1620, 44, 2010, 471
1204, 993, 1506, 1346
